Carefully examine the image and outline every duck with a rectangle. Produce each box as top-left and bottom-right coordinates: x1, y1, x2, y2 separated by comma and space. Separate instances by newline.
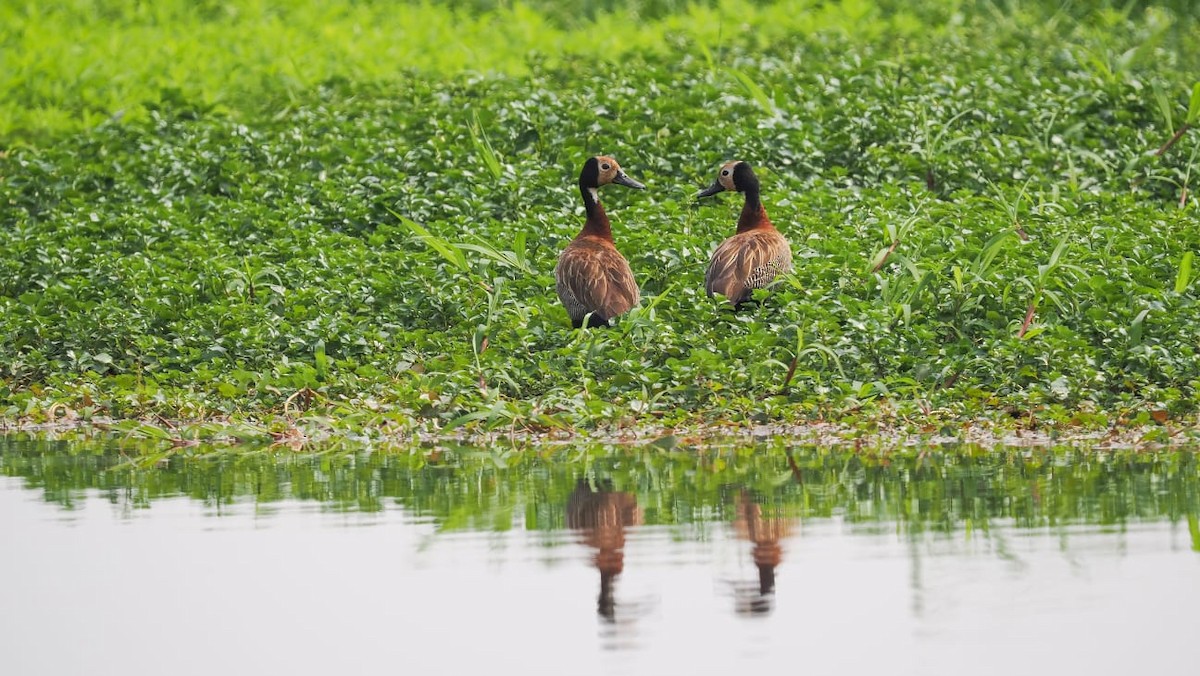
696, 161, 792, 307
555, 156, 645, 328
566, 479, 642, 620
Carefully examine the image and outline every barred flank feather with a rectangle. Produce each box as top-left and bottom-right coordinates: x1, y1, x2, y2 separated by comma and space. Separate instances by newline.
704, 228, 792, 305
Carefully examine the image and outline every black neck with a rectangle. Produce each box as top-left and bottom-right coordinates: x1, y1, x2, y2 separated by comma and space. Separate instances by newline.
579, 181, 611, 239
737, 186, 767, 232
734, 163, 766, 232
580, 180, 599, 217
742, 183, 762, 211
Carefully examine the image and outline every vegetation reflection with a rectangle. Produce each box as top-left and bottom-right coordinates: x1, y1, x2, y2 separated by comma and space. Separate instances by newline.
1, 438, 1197, 549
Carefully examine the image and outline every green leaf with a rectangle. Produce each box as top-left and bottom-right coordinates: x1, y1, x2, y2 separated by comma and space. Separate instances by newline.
974, 230, 1018, 277
469, 113, 503, 181
314, 340, 329, 381
457, 236, 534, 275
512, 231, 528, 271
1129, 308, 1151, 345
1019, 326, 1045, 341
730, 68, 775, 115
698, 42, 716, 72
867, 246, 891, 273
1175, 251, 1194, 294
444, 410, 495, 431
1188, 82, 1200, 125
390, 210, 469, 272
1152, 82, 1174, 132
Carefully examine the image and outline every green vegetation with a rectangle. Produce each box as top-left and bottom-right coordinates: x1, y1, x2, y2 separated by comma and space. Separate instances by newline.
3, 436, 1197, 541
3, 0, 1200, 441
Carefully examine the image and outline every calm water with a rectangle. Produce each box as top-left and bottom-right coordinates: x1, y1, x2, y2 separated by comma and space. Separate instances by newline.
1, 436, 1197, 675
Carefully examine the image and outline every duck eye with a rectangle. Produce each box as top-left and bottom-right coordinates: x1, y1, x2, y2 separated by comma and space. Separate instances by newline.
601, 163, 612, 171
721, 169, 730, 176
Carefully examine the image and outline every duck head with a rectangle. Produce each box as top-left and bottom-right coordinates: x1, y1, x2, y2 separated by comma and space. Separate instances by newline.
696, 160, 758, 198
580, 155, 646, 191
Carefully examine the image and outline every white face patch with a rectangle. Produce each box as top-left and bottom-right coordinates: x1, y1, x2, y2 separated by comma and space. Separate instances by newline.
719, 161, 740, 191
595, 156, 620, 186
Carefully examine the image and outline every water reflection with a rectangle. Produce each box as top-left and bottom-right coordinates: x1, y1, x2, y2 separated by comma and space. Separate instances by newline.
2, 435, 1199, 675
730, 491, 795, 616
566, 479, 642, 621
0, 435, 1197, 546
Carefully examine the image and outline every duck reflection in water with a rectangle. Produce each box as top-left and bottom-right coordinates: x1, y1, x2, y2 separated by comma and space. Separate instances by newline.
731, 490, 795, 616
566, 479, 642, 621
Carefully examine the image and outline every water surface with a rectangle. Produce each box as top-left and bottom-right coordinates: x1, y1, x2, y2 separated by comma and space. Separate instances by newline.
1, 437, 1197, 675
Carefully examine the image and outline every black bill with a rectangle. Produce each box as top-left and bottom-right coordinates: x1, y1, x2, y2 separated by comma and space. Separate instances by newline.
613, 172, 646, 189
695, 180, 725, 199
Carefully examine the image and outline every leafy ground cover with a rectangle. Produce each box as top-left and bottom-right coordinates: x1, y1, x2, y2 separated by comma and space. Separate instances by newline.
2, 0, 1200, 444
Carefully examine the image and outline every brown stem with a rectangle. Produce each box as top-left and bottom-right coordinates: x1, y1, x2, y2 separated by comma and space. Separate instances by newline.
1017, 302, 1037, 338
154, 413, 178, 431
925, 166, 936, 191
778, 354, 799, 395
785, 450, 804, 485
1155, 123, 1191, 157
938, 370, 963, 390
872, 240, 900, 273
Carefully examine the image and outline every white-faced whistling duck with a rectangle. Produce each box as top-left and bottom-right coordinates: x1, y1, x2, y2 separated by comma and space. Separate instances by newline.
696, 161, 793, 307
555, 156, 646, 328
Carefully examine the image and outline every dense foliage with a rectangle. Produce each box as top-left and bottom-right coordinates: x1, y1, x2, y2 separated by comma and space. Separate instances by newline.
2, 0, 1200, 438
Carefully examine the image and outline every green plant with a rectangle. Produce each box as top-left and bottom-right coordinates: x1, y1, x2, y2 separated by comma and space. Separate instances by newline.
1013, 237, 1084, 340
1155, 82, 1200, 156
2, 0, 1200, 439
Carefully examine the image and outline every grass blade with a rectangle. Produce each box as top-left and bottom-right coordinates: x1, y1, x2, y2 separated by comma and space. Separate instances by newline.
1152, 82, 1175, 132
1188, 82, 1200, 125
314, 340, 328, 382
1175, 251, 1194, 294
730, 68, 775, 115
470, 113, 503, 180
974, 231, 1018, 277
389, 209, 469, 272
698, 42, 716, 73
457, 237, 534, 275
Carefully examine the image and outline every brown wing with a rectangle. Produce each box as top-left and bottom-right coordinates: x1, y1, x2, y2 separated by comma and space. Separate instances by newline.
704, 229, 792, 305
555, 239, 640, 326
